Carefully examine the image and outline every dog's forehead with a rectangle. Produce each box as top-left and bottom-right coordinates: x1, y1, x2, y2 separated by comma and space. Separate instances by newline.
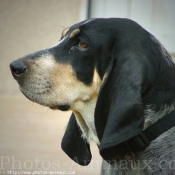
61, 19, 96, 39
61, 28, 70, 38
61, 27, 79, 39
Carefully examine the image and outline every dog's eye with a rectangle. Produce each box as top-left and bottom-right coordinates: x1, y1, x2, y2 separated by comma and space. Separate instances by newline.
78, 41, 88, 49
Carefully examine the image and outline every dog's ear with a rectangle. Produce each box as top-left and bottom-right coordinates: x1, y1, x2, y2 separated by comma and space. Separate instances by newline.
95, 53, 149, 161
61, 113, 91, 166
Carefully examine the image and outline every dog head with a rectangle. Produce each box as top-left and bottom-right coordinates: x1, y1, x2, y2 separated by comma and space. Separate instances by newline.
10, 18, 175, 165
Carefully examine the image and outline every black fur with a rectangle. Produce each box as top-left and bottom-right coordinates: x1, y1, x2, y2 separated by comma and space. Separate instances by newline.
61, 18, 175, 165
61, 113, 91, 165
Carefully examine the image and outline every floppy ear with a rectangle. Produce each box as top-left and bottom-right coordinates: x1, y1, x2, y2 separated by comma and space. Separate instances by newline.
61, 113, 91, 166
95, 53, 148, 161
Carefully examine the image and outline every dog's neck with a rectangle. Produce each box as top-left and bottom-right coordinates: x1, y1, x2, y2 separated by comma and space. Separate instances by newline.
143, 67, 175, 129
72, 96, 100, 145
144, 104, 175, 129
72, 94, 175, 146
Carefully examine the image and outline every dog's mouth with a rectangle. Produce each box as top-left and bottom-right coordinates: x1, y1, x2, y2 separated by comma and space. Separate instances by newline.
19, 84, 50, 103
50, 104, 70, 111
20, 87, 70, 111
20, 88, 33, 101
13, 73, 71, 112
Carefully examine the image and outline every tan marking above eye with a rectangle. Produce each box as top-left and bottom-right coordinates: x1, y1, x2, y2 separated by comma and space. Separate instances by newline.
61, 27, 70, 38
70, 28, 80, 38
78, 41, 88, 48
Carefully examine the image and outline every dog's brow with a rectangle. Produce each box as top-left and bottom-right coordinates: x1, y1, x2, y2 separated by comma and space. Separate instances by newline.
61, 27, 70, 38
70, 28, 80, 38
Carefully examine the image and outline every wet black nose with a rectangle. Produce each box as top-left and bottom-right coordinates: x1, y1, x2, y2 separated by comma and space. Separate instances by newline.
10, 60, 27, 79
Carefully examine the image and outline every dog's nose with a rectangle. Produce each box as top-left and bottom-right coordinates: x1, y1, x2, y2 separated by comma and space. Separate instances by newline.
10, 60, 27, 79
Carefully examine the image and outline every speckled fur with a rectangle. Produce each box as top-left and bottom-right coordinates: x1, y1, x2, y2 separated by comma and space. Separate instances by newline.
101, 106, 175, 175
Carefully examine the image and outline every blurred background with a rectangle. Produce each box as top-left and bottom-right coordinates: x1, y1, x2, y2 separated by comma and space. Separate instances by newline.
0, 0, 175, 174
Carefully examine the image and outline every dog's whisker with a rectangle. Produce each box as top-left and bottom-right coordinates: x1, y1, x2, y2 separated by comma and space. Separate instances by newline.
48, 88, 57, 99
32, 76, 46, 103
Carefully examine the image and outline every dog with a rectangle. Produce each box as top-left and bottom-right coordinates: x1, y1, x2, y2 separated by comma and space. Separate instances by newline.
10, 18, 175, 175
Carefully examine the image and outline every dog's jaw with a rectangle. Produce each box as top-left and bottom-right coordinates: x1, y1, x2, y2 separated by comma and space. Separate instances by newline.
70, 69, 102, 145
72, 96, 100, 145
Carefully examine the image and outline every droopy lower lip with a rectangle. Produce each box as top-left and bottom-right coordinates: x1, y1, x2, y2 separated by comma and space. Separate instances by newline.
20, 88, 32, 101
49, 106, 58, 110
50, 104, 70, 111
